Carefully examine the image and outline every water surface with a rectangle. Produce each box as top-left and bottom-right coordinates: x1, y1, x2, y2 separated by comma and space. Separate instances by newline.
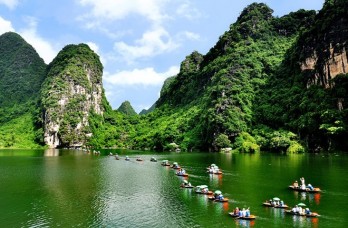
0, 149, 347, 227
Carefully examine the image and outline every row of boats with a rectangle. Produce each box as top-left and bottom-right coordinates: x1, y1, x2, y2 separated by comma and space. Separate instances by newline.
114, 155, 322, 220
162, 160, 256, 220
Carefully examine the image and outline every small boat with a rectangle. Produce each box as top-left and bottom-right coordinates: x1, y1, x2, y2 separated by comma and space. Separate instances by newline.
150, 157, 157, 162
263, 202, 288, 208
229, 213, 256, 220
195, 185, 213, 195
206, 164, 217, 169
136, 157, 143, 161
208, 196, 229, 202
285, 210, 320, 217
288, 185, 321, 193
208, 171, 223, 175
262, 197, 288, 208
208, 190, 228, 202
161, 160, 170, 166
176, 173, 188, 177
207, 164, 223, 175
180, 184, 194, 188
171, 162, 181, 169
125, 157, 130, 161
180, 180, 194, 188
115, 155, 120, 160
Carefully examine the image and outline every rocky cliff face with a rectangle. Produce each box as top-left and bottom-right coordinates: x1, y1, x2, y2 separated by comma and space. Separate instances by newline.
301, 46, 348, 88
41, 44, 104, 148
298, 0, 348, 88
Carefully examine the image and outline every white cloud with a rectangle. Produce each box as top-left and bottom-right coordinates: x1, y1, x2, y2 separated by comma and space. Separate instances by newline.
86, 41, 99, 53
181, 31, 200, 41
176, 1, 201, 20
0, 0, 19, 9
78, 0, 166, 26
0, 16, 15, 34
114, 26, 179, 63
18, 17, 58, 64
104, 65, 179, 86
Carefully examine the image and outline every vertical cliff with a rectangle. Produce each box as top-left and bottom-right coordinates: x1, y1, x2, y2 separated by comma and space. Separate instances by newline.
41, 44, 104, 148
297, 0, 348, 87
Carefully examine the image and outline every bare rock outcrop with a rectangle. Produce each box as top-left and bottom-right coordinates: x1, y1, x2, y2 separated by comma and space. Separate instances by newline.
41, 44, 104, 148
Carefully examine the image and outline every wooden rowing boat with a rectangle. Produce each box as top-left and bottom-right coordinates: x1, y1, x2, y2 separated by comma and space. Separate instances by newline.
262, 202, 288, 208
229, 213, 256, 220
180, 184, 194, 188
285, 210, 320, 217
207, 171, 223, 175
208, 196, 229, 202
288, 185, 321, 193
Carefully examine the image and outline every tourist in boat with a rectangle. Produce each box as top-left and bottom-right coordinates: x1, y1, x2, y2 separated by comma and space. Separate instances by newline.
300, 177, 306, 188
280, 201, 284, 207
305, 208, 311, 215
177, 168, 186, 175
181, 180, 192, 187
291, 206, 297, 213
245, 208, 250, 217
292, 205, 300, 213
307, 183, 314, 190
233, 207, 240, 216
293, 180, 299, 188
298, 206, 303, 214
240, 208, 246, 217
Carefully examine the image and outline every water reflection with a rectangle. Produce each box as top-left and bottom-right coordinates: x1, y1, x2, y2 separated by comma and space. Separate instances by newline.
235, 218, 255, 227
293, 191, 321, 205
0, 150, 347, 228
44, 149, 60, 156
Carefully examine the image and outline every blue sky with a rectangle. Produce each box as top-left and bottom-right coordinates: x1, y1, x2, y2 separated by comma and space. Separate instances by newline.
0, 0, 324, 113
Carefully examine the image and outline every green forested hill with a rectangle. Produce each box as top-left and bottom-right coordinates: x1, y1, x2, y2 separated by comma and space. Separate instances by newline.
255, 0, 348, 151
0, 32, 46, 148
1, 1, 347, 152
117, 101, 137, 116
0, 32, 46, 109
130, 3, 318, 152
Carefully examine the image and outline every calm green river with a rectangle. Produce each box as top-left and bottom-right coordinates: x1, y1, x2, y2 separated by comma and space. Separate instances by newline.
0, 149, 347, 228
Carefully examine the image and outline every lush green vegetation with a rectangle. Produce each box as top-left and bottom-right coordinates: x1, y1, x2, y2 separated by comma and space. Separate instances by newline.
1, 1, 347, 153
0, 113, 43, 148
40, 44, 104, 147
255, 0, 348, 151
0, 32, 46, 148
126, 3, 318, 152
117, 101, 137, 116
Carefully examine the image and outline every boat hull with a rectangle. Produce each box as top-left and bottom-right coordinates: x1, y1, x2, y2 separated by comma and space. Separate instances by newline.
285, 210, 320, 217
229, 213, 256, 220
262, 202, 288, 208
288, 185, 321, 193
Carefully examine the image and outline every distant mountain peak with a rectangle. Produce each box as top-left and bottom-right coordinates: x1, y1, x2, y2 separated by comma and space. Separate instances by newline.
117, 101, 137, 116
